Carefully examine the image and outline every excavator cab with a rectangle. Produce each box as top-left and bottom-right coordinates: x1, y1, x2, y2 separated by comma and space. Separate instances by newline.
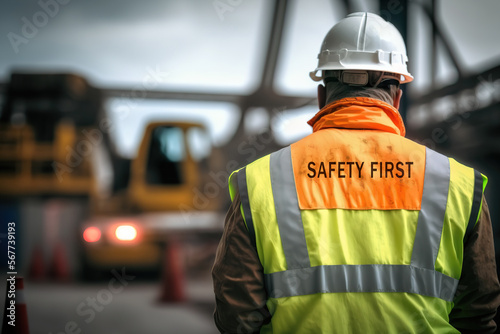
81, 120, 222, 277
126, 121, 215, 212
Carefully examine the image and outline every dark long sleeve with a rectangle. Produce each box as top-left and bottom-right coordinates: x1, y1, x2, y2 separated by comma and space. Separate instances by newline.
212, 193, 270, 334
450, 197, 500, 333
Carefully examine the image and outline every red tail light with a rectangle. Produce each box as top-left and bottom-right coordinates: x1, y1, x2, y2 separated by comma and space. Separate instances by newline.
83, 227, 101, 243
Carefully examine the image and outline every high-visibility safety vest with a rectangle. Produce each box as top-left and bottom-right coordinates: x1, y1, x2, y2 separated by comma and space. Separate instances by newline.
228, 98, 487, 333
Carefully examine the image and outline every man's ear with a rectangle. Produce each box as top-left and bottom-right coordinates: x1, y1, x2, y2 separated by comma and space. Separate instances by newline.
318, 84, 326, 109
393, 88, 402, 110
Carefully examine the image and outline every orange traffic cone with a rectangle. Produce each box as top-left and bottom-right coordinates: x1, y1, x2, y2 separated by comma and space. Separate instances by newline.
2, 277, 30, 334
28, 245, 45, 281
48, 242, 70, 282
158, 240, 186, 303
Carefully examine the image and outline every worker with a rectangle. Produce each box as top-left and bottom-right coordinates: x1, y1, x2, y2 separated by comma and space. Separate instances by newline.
212, 12, 500, 333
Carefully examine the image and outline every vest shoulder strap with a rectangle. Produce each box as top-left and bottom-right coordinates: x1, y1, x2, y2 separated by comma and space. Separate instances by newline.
464, 170, 486, 242
232, 167, 257, 249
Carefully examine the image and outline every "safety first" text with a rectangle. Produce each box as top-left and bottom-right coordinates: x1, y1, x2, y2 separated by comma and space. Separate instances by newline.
306, 161, 414, 179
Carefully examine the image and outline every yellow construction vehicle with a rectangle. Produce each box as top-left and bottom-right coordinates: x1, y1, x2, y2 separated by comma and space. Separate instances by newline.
0, 72, 225, 279
0, 72, 102, 197
80, 120, 225, 278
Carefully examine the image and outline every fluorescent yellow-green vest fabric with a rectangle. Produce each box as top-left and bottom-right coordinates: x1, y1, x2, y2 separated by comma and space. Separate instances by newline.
228, 101, 486, 333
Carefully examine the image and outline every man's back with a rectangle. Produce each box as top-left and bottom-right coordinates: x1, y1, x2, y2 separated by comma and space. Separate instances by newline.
213, 12, 500, 333
233, 97, 480, 333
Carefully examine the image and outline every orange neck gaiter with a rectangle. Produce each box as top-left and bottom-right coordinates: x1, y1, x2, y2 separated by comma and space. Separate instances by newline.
307, 97, 406, 137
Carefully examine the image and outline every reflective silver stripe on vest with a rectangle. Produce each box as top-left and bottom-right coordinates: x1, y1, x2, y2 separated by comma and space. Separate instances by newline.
237, 168, 257, 249
266, 146, 455, 302
411, 148, 450, 269
265, 264, 458, 302
270, 146, 311, 269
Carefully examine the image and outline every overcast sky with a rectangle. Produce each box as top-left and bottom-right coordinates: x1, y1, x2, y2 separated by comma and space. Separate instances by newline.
0, 0, 268, 92
1, 0, 499, 155
1, 0, 499, 91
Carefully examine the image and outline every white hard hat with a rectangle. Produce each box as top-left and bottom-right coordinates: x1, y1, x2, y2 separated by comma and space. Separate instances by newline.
310, 12, 413, 84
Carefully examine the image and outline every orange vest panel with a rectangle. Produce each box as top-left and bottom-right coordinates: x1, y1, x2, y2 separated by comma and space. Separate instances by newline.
291, 129, 425, 210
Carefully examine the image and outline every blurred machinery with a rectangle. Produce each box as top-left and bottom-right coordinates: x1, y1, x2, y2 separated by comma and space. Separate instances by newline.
0, 73, 102, 197
81, 121, 224, 278
0, 72, 225, 279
